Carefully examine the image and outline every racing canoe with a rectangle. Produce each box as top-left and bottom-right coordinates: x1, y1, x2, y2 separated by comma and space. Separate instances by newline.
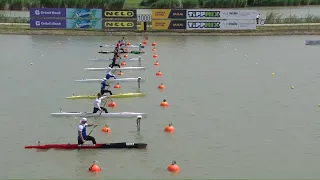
65, 93, 146, 99
305, 40, 320, 45
25, 142, 147, 149
100, 45, 144, 48
84, 67, 146, 71
74, 77, 145, 83
90, 57, 145, 62
51, 111, 147, 118
98, 51, 145, 54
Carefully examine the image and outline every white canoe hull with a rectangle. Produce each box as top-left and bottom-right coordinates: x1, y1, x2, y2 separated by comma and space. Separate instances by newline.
305, 40, 320, 45
85, 67, 146, 71
51, 111, 147, 118
75, 77, 145, 83
101, 44, 142, 48
90, 57, 145, 62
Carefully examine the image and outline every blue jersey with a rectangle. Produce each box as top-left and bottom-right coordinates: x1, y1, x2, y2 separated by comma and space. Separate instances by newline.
106, 73, 116, 79
78, 124, 87, 140
101, 81, 107, 90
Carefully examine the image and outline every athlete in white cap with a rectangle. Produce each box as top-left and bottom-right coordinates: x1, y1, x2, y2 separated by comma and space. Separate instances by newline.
78, 118, 97, 145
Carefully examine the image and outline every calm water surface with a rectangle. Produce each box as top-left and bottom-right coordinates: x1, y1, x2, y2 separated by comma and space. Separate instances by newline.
1, 35, 320, 178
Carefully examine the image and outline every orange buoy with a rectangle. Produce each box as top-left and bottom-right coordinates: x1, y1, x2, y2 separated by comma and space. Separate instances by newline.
114, 83, 120, 88
121, 61, 127, 66
153, 54, 158, 58
89, 161, 101, 172
145, 36, 148, 40
108, 100, 117, 107
126, 42, 131, 46
154, 61, 160, 66
102, 124, 112, 133
117, 71, 123, 76
158, 83, 165, 89
152, 42, 156, 46
156, 70, 162, 76
124, 54, 128, 58
124, 48, 129, 51
152, 47, 156, 51
143, 40, 147, 45
164, 123, 175, 133
167, 161, 180, 173
160, 99, 169, 107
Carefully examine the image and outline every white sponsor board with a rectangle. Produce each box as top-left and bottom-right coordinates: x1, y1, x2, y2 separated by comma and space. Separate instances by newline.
186, 9, 258, 20
186, 20, 257, 30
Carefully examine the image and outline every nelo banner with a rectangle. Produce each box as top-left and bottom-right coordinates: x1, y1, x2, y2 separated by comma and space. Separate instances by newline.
102, 10, 137, 18
151, 9, 186, 19
30, 8, 66, 18
102, 20, 137, 30
186, 9, 258, 20
30, 19, 66, 28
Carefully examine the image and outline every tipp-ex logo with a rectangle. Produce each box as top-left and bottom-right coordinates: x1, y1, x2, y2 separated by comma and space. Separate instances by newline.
188, 11, 220, 18
188, 21, 220, 28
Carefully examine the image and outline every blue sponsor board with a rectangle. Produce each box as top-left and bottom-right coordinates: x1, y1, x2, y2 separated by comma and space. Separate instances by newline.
66, 19, 102, 29
66, 8, 102, 19
30, 19, 66, 28
30, 8, 66, 18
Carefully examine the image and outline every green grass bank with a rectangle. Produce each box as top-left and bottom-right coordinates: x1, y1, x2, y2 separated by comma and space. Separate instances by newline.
0, 23, 320, 36
1, 0, 320, 10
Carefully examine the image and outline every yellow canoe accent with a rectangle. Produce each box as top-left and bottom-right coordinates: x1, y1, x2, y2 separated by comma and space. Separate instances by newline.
65, 93, 146, 99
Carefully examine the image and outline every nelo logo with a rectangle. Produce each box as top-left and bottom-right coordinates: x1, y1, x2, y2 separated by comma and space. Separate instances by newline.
104, 22, 135, 27
104, 11, 135, 17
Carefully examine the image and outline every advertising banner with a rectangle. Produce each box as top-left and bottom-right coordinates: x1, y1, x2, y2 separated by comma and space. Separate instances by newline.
66, 19, 102, 29
152, 20, 186, 30
151, 9, 186, 19
30, 8, 66, 18
66, 8, 102, 19
186, 20, 256, 30
102, 19, 137, 30
186, 9, 258, 20
102, 10, 136, 18
30, 19, 66, 28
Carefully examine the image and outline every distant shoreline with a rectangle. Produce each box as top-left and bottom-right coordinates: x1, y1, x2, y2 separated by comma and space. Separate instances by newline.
1, 23, 320, 36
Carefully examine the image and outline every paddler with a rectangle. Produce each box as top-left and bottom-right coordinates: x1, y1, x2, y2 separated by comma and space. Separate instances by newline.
120, 37, 126, 46
109, 53, 121, 68
78, 118, 97, 145
116, 42, 125, 53
101, 78, 112, 95
105, 67, 117, 80
93, 93, 108, 113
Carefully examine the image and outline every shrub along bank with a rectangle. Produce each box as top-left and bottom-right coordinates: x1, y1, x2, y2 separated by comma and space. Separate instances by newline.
1, 0, 320, 10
